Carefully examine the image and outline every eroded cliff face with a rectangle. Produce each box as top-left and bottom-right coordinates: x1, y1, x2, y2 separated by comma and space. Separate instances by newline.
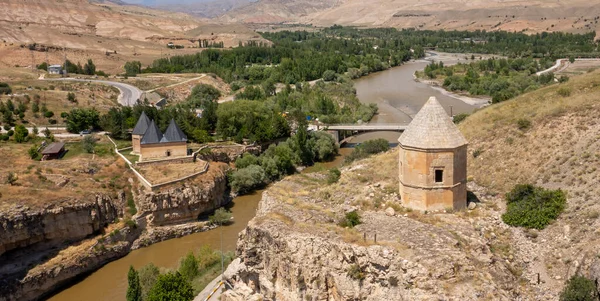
0, 193, 123, 258
136, 163, 229, 226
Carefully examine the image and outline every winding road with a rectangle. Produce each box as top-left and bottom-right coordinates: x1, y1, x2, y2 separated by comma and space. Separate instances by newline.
50, 78, 142, 107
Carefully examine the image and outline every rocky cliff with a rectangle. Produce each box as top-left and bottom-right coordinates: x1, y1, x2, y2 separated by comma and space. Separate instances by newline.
136, 163, 230, 226
223, 150, 600, 300
0, 193, 123, 258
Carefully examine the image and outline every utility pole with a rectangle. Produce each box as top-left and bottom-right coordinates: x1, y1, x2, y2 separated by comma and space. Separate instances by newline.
220, 220, 224, 288
450, 105, 453, 117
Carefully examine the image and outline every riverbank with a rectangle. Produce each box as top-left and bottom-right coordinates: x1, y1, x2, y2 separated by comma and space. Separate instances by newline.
413, 76, 490, 107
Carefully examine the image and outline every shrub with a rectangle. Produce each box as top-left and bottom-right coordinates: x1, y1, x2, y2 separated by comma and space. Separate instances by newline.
452, 113, 469, 124
516, 118, 531, 131
28, 145, 40, 160
67, 92, 77, 103
338, 211, 361, 228
44, 111, 54, 118
472, 148, 483, 158
82, 135, 96, 153
557, 86, 572, 97
209, 207, 232, 225
501, 184, 566, 229
0, 83, 11, 95
347, 264, 365, 280
6, 172, 17, 185
559, 275, 597, 301
127, 197, 137, 215
327, 168, 341, 184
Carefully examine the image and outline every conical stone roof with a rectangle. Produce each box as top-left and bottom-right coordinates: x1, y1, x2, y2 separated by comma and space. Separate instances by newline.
398, 97, 468, 149
132, 111, 150, 135
160, 119, 187, 143
141, 120, 163, 144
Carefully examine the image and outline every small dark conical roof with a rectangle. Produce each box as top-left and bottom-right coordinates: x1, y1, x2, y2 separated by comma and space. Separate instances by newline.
141, 120, 163, 144
132, 111, 151, 135
399, 97, 468, 149
161, 119, 187, 143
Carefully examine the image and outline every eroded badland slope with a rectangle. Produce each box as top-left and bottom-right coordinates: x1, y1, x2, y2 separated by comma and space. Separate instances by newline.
223, 71, 600, 300
219, 0, 600, 37
0, 0, 262, 73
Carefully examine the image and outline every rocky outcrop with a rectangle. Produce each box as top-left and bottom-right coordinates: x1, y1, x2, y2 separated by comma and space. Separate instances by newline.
222, 151, 529, 300
0, 225, 139, 301
0, 193, 123, 258
136, 165, 229, 226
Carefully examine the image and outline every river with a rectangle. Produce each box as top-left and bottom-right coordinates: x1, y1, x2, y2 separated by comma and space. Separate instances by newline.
48, 60, 480, 301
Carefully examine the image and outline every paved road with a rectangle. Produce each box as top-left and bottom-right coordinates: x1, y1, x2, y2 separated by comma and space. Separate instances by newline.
0, 126, 106, 138
50, 78, 142, 107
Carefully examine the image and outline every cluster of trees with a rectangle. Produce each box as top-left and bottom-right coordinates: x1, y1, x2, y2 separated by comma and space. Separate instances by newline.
421, 58, 566, 103
0, 97, 55, 126
325, 26, 600, 59
127, 245, 233, 301
229, 126, 338, 193
38, 59, 103, 76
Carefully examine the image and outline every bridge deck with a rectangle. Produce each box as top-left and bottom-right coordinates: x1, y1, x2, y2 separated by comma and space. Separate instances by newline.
323, 124, 408, 131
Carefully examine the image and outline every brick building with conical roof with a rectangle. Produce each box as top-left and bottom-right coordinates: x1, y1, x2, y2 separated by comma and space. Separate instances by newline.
131, 112, 188, 161
398, 96, 468, 211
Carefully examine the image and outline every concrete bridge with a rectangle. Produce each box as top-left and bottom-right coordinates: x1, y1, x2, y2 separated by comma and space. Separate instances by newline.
313, 123, 409, 142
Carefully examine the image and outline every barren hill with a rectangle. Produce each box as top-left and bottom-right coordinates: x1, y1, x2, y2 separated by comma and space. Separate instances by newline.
216, 0, 600, 36
0, 0, 262, 73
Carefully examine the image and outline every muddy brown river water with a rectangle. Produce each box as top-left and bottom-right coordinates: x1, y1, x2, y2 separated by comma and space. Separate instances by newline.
48, 61, 479, 301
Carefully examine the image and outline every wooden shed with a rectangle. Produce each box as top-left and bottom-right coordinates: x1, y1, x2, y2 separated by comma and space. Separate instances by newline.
42, 142, 65, 160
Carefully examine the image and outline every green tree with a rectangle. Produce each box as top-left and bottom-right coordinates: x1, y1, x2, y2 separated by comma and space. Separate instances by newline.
6, 99, 14, 112
178, 251, 199, 281
322, 70, 336, 81
124, 61, 142, 76
65, 108, 100, 133
209, 208, 232, 225
82, 135, 96, 153
3, 110, 13, 126
37, 62, 48, 71
229, 165, 266, 194
32, 101, 39, 113
28, 145, 39, 160
83, 59, 96, 75
138, 263, 160, 301
146, 272, 194, 301
559, 275, 598, 301
127, 266, 142, 301
0, 83, 12, 95
14, 124, 29, 143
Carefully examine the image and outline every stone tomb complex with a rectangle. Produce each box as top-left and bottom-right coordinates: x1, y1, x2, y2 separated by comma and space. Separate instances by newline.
398, 96, 468, 211
131, 112, 188, 161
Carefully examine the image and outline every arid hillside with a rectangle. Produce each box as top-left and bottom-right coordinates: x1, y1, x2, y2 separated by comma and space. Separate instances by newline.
0, 0, 263, 73
217, 0, 600, 37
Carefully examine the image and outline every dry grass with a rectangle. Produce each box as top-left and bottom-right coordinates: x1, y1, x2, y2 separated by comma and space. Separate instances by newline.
136, 160, 209, 185
460, 69, 600, 194
0, 135, 130, 209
